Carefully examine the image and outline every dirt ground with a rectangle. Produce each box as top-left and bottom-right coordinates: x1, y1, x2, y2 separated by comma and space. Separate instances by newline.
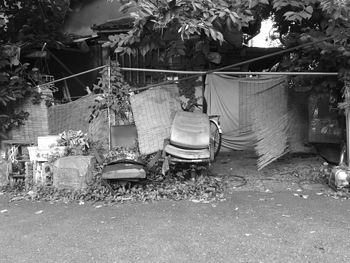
1, 151, 349, 263
211, 150, 328, 193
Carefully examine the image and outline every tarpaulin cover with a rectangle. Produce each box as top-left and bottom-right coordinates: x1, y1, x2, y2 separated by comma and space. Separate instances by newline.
205, 74, 287, 151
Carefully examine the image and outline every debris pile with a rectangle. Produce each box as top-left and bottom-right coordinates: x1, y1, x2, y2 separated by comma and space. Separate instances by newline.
1, 169, 228, 204
318, 163, 350, 199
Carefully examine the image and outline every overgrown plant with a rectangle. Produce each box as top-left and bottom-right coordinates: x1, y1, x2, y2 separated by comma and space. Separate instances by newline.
109, 0, 350, 92
0, 45, 39, 139
89, 61, 132, 125
0, 0, 75, 140
57, 130, 90, 156
104, 145, 140, 163
178, 78, 202, 112
108, 0, 257, 57
0, 0, 71, 48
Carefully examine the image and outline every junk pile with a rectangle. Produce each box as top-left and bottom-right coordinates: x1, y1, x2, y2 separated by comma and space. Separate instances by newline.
0, 82, 230, 204
2, 170, 228, 204
326, 76, 350, 193
318, 162, 350, 199
0, 140, 34, 187
102, 84, 219, 182
102, 124, 146, 182
27, 135, 65, 185
101, 85, 182, 182
329, 166, 350, 191
321, 74, 350, 194
0, 131, 96, 191
0, 133, 228, 204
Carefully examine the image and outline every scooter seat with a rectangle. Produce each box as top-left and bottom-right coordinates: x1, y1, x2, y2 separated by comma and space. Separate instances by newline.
170, 111, 210, 149
102, 161, 146, 180
164, 144, 210, 160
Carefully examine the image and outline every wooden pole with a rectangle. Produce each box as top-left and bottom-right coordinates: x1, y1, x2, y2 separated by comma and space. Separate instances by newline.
107, 57, 112, 151
347, 108, 350, 168
36, 65, 106, 88
345, 73, 350, 167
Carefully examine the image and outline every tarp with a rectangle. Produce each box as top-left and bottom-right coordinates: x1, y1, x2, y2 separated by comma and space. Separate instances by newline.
205, 74, 287, 151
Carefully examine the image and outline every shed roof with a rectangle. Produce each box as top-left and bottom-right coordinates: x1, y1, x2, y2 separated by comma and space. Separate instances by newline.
91, 16, 135, 34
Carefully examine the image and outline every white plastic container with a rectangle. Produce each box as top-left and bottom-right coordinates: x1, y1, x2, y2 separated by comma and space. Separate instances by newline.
36, 146, 67, 162
37, 135, 60, 149
27, 146, 38, 162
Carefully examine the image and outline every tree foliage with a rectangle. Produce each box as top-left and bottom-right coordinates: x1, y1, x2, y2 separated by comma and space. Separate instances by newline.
268, 0, 350, 91
90, 61, 132, 125
0, 0, 72, 48
107, 1, 350, 73
106, 0, 262, 57
0, 44, 38, 139
104, 0, 350, 99
0, 0, 76, 139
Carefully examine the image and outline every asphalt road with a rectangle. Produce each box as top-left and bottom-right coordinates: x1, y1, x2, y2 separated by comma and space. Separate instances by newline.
1, 189, 350, 263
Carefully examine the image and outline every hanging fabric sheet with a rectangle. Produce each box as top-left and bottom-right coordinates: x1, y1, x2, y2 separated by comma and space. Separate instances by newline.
204, 74, 288, 151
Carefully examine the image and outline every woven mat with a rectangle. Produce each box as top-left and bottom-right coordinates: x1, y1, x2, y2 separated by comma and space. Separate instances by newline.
239, 77, 287, 134
48, 95, 97, 134
88, 109, 108, 146
130, 85, 182, 155
250, 76, 290, 170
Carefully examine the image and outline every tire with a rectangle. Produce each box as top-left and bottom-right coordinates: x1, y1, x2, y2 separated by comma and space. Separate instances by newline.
209, 119, 222, 159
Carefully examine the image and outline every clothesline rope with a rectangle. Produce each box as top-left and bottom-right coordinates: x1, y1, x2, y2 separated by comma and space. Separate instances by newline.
120, 67, 338, 76
37, 36, 336, 89
38, 66, 338, 89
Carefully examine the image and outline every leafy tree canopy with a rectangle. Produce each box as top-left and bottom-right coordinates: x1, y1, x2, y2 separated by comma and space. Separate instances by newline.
0, 0, 73, 49
0, 0, 81, 139
106, 0, 350, 75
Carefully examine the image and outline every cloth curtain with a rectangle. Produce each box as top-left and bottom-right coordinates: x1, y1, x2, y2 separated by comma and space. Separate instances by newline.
204, 74, 287, 151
